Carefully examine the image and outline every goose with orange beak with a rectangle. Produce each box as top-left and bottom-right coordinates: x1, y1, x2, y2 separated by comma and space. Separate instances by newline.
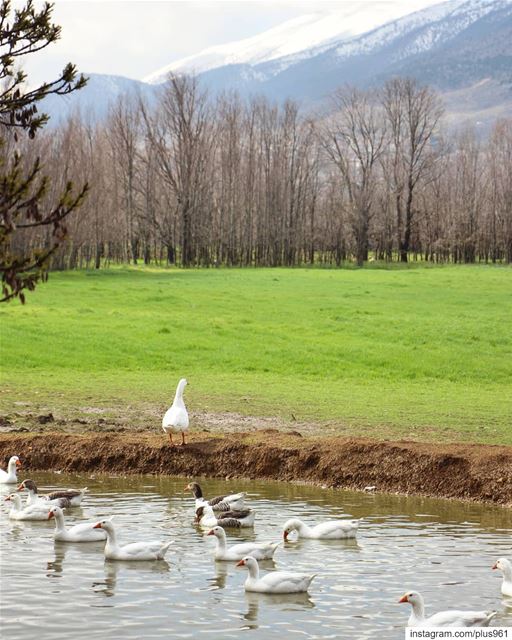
236, 556, 316, 593
207, 525, 279, 561
48, 506, 107, 542
283, 517, 359, 541
492, 558, 512, 596
0, 455, 22, 484
398, 590, 497, 627
4, 493, 49, 520
92, 519, 172, 561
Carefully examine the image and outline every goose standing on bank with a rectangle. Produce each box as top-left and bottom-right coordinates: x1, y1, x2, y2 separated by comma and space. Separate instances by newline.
283, 518, 359, 540
0, 456, 21, 484
186, 482, 246, 511
398, 591, 497, 627
5, 493, 51, 520
17, 479, 87, 507
195, 504, 255, 528
162, 378, 189, 446
492, 558, 512, 597
236, 556, 316, 593
207, 526, 279, 561
93, 519, 172, 561
48, 506, 107, 542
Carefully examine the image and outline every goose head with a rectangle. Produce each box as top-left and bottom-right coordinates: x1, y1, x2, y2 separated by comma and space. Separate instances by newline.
176, 378, 188, 394
283, 518, 301, 541
93, 518, 114, 532
186, 482, 202, 498
47, 505, 63, 520
8, 456, 21, 469
492, 558, 512, 574
17, 479, 37, 494
5, 493, 22, 508
398, 591, 422, 606
207, 526, 224, 539
236, 556, 258, 569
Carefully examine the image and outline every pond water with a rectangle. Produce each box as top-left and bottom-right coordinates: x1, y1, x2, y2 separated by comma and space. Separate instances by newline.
1, 473, 511, 639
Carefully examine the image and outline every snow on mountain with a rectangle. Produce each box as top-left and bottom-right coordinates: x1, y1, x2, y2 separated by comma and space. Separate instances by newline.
143, 0, 439, 83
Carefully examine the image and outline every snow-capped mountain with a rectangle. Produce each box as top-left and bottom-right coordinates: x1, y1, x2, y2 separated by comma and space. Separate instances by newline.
144, 0, 438, 82
41, 0, 512, 129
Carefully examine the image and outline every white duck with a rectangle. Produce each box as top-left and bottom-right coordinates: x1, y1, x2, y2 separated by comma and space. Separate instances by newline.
283, 517, 359, 540
399, 591, 497, 627
0, 456, 21, 484
236, 556, 316, 594
5, 493, 51, 520
162, 378, 189, 446
186, 482, 246, 511
492, 558, 512, 597
207, 526, 279, 561
18, 479, 87, 507
48, 506, 107, 543
93, 519, 172, 561
195, 504, 255, 528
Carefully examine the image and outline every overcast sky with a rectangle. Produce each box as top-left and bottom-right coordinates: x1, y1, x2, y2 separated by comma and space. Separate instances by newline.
22, 0, 443, 85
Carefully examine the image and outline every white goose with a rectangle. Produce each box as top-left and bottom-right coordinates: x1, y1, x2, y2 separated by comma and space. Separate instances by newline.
195, 504, 255, 528
236, 556, 316, 594
399, 591, 497, 627
0, 456, 21, 484
93, 519, 172, 561
162, 378, 189, 446
492, 558, 512, 597
48, 506, 107, 543
283, 517, 359, 540
5, 493, 50, 521
207, 526, 279, 561
186, 482, 246, 512
18, 479, 87, 507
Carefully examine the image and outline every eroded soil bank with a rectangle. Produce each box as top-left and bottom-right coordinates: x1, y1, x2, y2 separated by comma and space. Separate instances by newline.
1, 431, 511, 506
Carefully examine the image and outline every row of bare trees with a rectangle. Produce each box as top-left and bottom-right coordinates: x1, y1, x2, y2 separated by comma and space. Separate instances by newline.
10, 75, 512, 269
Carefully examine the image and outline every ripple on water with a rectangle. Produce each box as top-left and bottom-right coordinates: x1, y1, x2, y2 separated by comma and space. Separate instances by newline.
1, 474, 511, 640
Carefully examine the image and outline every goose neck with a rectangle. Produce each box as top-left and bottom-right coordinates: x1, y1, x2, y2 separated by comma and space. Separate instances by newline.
53, 510, 66, 532
246, 560, 259, 580
409, 597, 426, 624
502, 562, 512, 581
215, 532, 227, 551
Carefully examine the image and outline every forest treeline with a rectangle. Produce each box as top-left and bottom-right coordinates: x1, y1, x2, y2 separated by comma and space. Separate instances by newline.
7, 75, 512, 269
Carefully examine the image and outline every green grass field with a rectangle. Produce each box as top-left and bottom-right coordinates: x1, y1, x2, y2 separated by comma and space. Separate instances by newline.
1, 265, 511, 444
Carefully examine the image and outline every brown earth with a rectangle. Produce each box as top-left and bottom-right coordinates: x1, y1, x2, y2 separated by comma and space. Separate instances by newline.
1, 430, 511, 507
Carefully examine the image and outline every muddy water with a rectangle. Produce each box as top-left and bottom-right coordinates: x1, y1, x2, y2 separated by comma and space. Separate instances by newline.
1, 473, 511, 639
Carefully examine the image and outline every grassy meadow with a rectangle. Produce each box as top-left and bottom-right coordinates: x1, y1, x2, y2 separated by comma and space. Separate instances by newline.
0, 265, 511, 444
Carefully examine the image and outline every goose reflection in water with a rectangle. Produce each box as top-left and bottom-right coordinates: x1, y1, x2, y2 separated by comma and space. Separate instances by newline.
242, 590, 315, 628
92, 559, 171, 598
47, 540, 104, 579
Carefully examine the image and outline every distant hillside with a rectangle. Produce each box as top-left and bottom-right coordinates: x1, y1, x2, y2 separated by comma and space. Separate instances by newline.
41, 0, 512, 130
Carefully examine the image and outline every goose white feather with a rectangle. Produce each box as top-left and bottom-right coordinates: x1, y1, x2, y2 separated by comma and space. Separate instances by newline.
4, 493, 50, 520
399, 591, 497, 627
236, 556, 316, 593
207, 526, 279, 561
0, 456, 21, 484
283, 517, 359, 540
195, 504, 255, 528
48, 506, 107, 542
492, 558, 512, 597
162, 378, 189, 446
93, 519, 172, 561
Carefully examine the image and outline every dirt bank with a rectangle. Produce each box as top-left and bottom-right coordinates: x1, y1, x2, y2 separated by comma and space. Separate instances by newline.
1, 431, 511, 506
